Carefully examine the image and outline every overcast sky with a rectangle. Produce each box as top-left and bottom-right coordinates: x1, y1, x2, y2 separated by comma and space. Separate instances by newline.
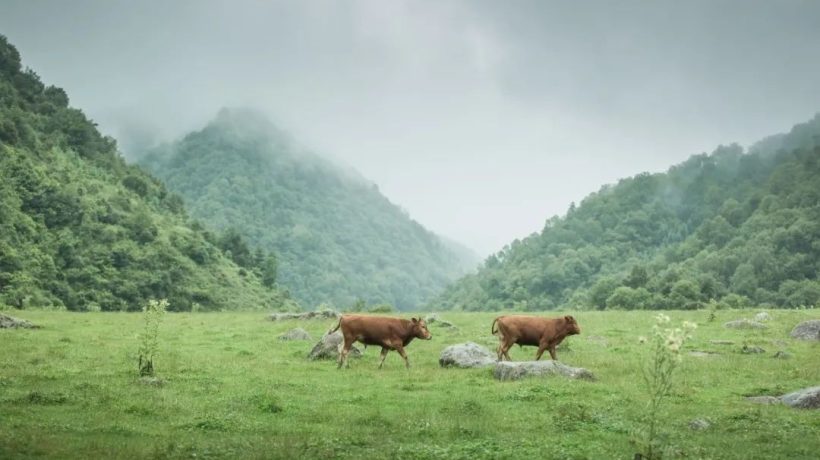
2, 1, 820, 255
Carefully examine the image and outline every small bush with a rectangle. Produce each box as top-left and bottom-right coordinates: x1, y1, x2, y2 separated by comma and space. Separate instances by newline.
138, 299, 168, 377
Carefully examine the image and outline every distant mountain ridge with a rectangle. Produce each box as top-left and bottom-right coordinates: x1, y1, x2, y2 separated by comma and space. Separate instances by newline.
0, 36, 295, 311
140, 108, 478, 310
435, 114, 820, 311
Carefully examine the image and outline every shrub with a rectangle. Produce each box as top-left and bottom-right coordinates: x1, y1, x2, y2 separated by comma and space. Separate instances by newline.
138, 299, 168, 377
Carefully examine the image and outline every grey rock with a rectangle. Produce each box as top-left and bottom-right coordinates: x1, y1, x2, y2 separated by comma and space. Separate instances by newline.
0, 313, 39, 329
754, 311, 772, 322
709, 340, 735, 345
773, 351, 793, 359
493, 361, 595, 381
780, 386, 820, 409
746, 395, 781, 405
724, 319, 767, 330
741, 345, 766, 354
789, 320, 820, 341
439, 342, 496, 368
424, 313, 440, 324
269, 310, 340, 322
689, 419, 711, 430
436, 320, 456, 328
278, 328, 312, 341
307, 331, 361, 360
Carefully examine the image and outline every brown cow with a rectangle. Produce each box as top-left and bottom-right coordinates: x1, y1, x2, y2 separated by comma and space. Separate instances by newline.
329, 315, 432, 369
491, 315, 581, 361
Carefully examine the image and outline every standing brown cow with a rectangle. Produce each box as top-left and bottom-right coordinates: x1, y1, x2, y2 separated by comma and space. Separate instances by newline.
491, 315, 581, 361
329, 315, 432, 369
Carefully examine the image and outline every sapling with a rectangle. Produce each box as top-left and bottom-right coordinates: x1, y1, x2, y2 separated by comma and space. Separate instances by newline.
138, 299, 168, 376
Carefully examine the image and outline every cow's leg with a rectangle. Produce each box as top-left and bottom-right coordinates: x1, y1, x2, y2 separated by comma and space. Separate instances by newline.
338, 337, 354, 369
378, 347, 389, 369
500, 338, 514, 361
548, 344, 558, 361
396, 345, 410, 369
535, 344, 547, 360
496, 342, 504, 361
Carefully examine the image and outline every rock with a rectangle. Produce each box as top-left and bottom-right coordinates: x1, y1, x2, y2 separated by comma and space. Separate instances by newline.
424, 313, 439, 324
269, 310, 340, 322
138, 376, 164, 386
740, 345, 766, 354
724, 319, 767, 330
307, 331, 361, 360
790, 320, 820, 341
439, 342, 496, 368
709, 340, 734, 345
278, 328, 312, 341
746, 395, 781, 405
773, 351, 793, 360
0, 313, 39, 329
493, 361, 595, 381
780, 386, 820, 409
689, 351, 719, 358
436, 320, 456, 329
689, 418, 711, 430
754, 311, 772, 322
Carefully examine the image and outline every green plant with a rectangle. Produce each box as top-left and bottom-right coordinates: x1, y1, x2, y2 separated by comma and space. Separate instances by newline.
634, 313, 696, 460
138, 299, 168, 376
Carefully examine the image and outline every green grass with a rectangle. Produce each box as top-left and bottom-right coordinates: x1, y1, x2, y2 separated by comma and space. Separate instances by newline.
1, 309, 818, 459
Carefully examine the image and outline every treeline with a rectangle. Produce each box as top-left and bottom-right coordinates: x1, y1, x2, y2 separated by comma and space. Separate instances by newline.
435, 115, 820, 311
0, 35, 297, 312
139, 108, 477, 310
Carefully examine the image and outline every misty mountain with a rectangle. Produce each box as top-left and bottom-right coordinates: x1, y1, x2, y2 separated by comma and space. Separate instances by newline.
0, 36, 296, 312
435, 115, 820, 311
139, 109, 478, 310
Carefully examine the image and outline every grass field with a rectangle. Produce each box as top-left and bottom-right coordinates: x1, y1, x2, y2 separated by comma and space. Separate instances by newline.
1, 309, 818, 459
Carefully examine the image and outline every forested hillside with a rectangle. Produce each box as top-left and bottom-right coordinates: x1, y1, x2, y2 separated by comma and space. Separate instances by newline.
436, 115, 820, 311
0, 36, 296, 312
140, 109, 477, 310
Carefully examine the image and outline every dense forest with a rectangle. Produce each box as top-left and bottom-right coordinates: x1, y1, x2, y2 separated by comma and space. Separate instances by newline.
0, 35, 297, 312
435, 116, 820, 311
139, 109, 478, 310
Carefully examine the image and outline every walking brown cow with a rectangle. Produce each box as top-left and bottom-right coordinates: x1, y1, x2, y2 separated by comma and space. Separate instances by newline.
329, 315, 432, 369
491, 315, 581, 361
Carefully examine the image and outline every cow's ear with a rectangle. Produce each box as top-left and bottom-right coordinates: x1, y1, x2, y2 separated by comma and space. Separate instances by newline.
564, 315, 573, 322
411, 317, 418, 323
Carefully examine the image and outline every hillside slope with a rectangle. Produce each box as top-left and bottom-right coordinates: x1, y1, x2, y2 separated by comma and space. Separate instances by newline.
140, 109, 476, 310
0, 36, 296, 312
435, 115, 820, 311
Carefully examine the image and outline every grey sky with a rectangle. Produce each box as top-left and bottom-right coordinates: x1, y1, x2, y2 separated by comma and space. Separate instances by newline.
2, 1, 819, 255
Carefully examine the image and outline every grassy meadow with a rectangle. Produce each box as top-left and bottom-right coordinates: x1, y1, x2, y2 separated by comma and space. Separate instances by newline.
1, 309, 818, 459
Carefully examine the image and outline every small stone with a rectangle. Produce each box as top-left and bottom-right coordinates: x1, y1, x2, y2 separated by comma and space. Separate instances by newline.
689, 351, 719, 358
746, 395, 781, 405
773, 351, 793, 359
439, 342, 496, 368
754, 312, 772, 322
689, 419, 711, 430
709, 340, 734, 345
724, 319, 767, 329
138, 376, 164, 386
278, 328, 312, 341
741, 345, 766, 354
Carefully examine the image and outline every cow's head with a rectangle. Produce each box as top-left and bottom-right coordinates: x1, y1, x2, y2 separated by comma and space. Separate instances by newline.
564, 315, 581, 335
411, 317, 432, 340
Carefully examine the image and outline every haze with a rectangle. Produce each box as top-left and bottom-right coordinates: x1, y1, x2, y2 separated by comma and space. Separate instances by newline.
2, 0, 819, 255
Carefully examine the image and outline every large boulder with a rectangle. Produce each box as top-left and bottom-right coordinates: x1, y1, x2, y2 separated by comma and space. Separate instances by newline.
269, 310, 340, 322
278, 328, 312, 341
439, 342, 496, 368
790, 320, 820, 341
493, 361, 595, 381
307, 331, 361, 360
0, 313, 39, 329
724, 319, 767, 330
780, 386, 820, 409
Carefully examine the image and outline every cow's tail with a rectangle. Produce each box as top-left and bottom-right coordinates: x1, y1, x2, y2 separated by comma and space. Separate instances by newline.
491, 317, 500, 336
328, 316, 342, 335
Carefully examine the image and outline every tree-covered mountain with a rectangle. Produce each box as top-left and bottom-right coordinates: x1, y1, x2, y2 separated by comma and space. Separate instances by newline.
0, 35, 296, 312
139, 109, 477, 310
435, 115, 820, 311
